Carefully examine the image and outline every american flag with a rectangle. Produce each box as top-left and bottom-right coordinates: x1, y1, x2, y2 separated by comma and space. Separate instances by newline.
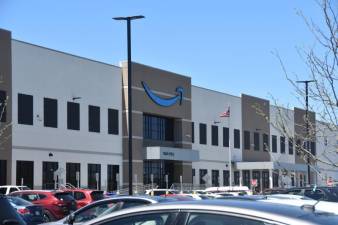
220, 107, 230, 117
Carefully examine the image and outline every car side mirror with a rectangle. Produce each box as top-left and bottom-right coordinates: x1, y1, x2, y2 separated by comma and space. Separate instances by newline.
2, 219, 20, 225
67, 213, 75, 225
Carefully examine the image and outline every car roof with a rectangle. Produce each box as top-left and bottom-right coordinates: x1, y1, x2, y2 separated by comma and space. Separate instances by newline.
84, 199, 338, 225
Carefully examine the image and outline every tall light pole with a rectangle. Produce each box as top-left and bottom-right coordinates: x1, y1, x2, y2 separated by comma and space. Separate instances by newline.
296, 80, 315, 185
113, 15, 145, 195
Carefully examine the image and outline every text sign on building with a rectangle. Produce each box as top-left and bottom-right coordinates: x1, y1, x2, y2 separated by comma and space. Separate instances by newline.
141, 81, 184, 107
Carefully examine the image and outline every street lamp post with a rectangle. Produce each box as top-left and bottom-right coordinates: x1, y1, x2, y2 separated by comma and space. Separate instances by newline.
113, 15, 145, 196
296, 80, 315, 185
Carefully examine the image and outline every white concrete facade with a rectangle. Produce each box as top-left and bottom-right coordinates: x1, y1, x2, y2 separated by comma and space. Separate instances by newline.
191, 86, 242, 187
11, 40, 122, 189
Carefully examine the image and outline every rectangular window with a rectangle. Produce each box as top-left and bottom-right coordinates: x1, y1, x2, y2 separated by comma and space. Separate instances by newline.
199, 123, 207, 145
243, 170, 251, 188
234, 171, 240, 185
211, 125, 218, 146
223, 170, 229, 186
191, 122, 194, 143
0, 90, 7, 122
88, 105, 100, 133
289, 138, 294, 155
280, 136, 286, 154
66, 163, 81, 188
254, 132, 260, 151
42, 162, 58, 189
263, 133, 269, 151
67, 102, 80, 130
296, 139, 301, 155
108, 108, 119, 135
44, 98, 57, 128
143, 114, 174, 141
88, 164, 101, 190
223, 127, 229, 147
212, 170, 219, 186
234, 129, 240, 149
16, 161, 34, 189
107, 165, 119, 191
18, 93, 33, 125
0, 160, 6, 186
199, 169, 207, 185
273, 170, 279, 187
244, 131, 250, 150
311, 141, 316, 156
272, 135, 277, 153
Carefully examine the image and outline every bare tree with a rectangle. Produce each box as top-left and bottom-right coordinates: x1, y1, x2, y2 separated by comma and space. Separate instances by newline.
266, 0, 337, 174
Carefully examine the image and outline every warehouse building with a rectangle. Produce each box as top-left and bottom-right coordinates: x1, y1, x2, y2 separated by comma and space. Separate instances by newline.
0, 28, 336, 190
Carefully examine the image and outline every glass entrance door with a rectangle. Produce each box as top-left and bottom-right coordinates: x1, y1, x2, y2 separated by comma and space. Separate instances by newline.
144, 160, 174, 188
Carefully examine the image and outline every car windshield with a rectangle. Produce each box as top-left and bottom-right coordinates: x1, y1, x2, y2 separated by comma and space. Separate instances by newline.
19, 187, 30, 190
0, 188, 6, 194
7, 196, 32, 206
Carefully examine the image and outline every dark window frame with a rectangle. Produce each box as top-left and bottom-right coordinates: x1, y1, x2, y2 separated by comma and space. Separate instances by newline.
244, 130, 250, 150
263, 133, 269, 151
67, 102, 80, 130
199, 123, 207, 145
234, 129, 240, 149
289, 138, 294, 155
280, 136, 286, 154
211, 125, 218, 146
0, 90, 7, 122
18, 93, 33, 125
108, 108, 119, 135
88, 105, 100, 133
44, 98, 58, 128
223, 127, 229, 147
272, 135, 277, 153
254, 132, 260, 151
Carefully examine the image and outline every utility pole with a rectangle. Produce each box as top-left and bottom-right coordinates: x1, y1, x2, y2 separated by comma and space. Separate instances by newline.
297, 80, 315, 185
113, 15, 145, 195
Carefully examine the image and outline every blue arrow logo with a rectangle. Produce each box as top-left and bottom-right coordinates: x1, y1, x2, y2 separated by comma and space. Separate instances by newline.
141, 81, 184, 107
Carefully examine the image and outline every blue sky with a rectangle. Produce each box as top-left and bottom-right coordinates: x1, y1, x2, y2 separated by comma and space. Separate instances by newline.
0, 0, 323, 108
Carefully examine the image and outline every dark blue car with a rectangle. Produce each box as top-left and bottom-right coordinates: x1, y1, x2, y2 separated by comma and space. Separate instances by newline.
8, 196, 45, 225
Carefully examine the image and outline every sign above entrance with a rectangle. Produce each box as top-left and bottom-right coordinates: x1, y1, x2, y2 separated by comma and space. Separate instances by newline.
145, 146, 199, 162
141, 81, 184, 107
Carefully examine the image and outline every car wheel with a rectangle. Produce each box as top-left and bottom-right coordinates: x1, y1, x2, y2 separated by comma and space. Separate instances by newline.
43, 211, 54, 222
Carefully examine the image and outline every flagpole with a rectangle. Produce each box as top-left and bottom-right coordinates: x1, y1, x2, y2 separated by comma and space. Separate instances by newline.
228, 106, 232, 189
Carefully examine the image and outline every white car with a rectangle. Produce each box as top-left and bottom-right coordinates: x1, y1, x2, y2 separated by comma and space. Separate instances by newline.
0, 185, 30, 195
144, 189, 180, 196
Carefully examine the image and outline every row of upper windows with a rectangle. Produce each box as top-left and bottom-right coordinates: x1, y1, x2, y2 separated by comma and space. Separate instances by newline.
14, 93, 119, 135
191, 122, 316, 155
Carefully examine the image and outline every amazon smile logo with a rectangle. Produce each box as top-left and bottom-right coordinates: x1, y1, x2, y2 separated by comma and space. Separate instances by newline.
141, 81, 184, 107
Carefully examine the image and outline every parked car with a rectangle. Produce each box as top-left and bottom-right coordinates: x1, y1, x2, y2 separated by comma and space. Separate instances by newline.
10, 190, 77, 222
284, 186, 338, 202
145, 189, 180, 196
0, 185, 30, 195
7, 196, 45, 225
263, 188, 287, 195
82, 199, 338, 225
0, 194, 26, 225
62, 189, 104, 209
42, 195, 174, 225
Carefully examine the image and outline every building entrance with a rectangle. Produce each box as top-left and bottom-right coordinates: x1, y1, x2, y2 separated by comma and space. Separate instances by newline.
144, 160, 175, 188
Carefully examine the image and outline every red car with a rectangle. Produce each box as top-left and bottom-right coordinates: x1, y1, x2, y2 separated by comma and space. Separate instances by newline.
61, 189, 104, 208
9, 190, 77, 222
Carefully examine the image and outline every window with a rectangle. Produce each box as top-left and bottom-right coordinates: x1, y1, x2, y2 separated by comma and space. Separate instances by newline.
42, 161, 58, 189
223, 127, 229, 147
272, 135, 277, 153
66, 163, 80, 188
74, 192, 86, 200
304, 189, 325, 201
88, 164, 101, 190
187, 213, 271, 225
263, 133, 269, 151
42, 98, 58, 128
296, 139, 301, 155
280, 136, 286, 154
234, 129, 240, 149
311, 141, 316, 155
243, 170, 250, 188
212, 170, 219, 186
191, 122, 194, 143
254, 132, 260, 151
74, 201, 121, 223
223, 170, 229, 186
273, 170, 279, 187
101, 212, 175, 225
107, 165, 119, 191
199, 169, 207, 185
16, 161, 34, 189
289, 138, 294, 155
234, 171, 240, 185
67, 102, 80, 130
199, 123, 207, 145
18, 93, 33, 125
211, 125, 218, 146
244, 131, 250, 150
108, 108, 119, 135
143, 114, 174, 141
89, 105, 100, 133
0, 90, 7, 122
0, 160, 6, 186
